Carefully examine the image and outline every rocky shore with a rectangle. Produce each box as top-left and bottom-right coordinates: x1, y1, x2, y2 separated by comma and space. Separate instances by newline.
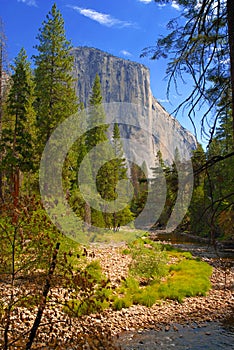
82, 244, 234, 333
1, 243, 233, 349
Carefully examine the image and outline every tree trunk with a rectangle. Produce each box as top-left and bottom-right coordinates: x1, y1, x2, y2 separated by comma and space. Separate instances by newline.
26, 242, 60, 350
84, 202, 91, 228
227, 0, 234, 146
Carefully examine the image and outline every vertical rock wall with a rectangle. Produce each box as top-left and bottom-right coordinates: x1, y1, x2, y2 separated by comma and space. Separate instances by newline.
71, 47, 196, 173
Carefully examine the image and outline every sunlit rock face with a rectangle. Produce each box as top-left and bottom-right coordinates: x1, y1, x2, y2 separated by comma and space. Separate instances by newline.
71, 46, 196, 175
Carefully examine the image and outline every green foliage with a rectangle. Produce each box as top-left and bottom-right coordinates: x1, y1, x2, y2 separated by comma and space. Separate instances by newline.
33, 3, 78, 150
57, 234, 84, 271
121, 276, 140, 294
130, 162, 148, 221
86, 74, 108, 151
114, 241, 212, 308
132, 286, 159, 307
63, 259, 112, 317
85, 260, 103, 283
83, 228, 146, 244
64, 297, 109, 317
144, 0, 231, 131
150, 150, 184, 230
122, 248, 131, 255
142, 1, 234, 240
0, 196, 59, 276
205, 121, 234, 240
158, 259, 212, 303
113, 277, 139, 310
1, 48, 36, 197
128, 238, 168, 283
112, 296, 133, 311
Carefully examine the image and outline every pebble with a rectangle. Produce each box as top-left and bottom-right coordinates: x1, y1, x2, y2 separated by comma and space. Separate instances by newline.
0, 244, 233, 349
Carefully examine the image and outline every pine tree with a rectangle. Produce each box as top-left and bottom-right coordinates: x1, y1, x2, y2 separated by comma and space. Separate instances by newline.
86, 74, 108, 151
33, 3, 78, 150
71, 131, 93, 229
188, 144, 209, 235
1, 48, 35, 199
110, 123, 133, 229
130, 161, 148, 223
84, 78, 133, 228
85, 74, 108, 227
205, 117, 234, 240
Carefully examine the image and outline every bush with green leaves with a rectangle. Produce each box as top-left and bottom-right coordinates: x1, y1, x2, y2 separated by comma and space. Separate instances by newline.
63, 260, 113, 317
128, 238, 168, 283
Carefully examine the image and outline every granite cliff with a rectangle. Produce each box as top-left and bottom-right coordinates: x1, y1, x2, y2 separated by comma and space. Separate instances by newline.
71, 47, 197, 174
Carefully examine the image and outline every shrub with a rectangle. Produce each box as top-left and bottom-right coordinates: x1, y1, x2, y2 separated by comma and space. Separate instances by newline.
85, 260, 103, 283
129, 239, 168, 283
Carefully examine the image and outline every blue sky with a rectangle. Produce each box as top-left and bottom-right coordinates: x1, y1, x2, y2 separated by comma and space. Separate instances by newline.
1, 0, 203, 142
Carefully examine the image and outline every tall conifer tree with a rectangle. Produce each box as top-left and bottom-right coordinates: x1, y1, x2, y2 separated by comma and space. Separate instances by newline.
33, 3, 77, 150
1, 48, 35, 198
85, 74, 108, 227
110, 123, 133, 229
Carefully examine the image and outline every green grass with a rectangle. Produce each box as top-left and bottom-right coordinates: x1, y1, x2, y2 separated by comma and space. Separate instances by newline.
87, 228, 147, 244
61, 234, 213, 314
157, 259, 212, 302
112, 296, 133, 310
111, 238, 213, 309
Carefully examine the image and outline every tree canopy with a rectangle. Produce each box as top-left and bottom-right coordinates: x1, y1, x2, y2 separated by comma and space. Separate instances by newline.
142, 0, 234, 144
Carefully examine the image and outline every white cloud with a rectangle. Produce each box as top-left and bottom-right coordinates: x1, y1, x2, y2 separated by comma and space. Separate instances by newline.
157, 4, 167, 9
138, 0, 153, 3
157, 98, 170, 103
171, 1, 180, 11
17, 0, 37, 6
120, 50, 132, 57
68, 6, 134, 28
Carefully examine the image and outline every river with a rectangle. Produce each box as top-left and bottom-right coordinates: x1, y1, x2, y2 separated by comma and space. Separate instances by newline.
118, 319, 234, 349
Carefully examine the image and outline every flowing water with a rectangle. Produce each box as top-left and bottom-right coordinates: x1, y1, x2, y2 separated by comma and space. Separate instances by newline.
118, 320, 234, 350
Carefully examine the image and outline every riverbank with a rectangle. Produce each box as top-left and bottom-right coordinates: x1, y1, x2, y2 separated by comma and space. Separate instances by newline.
81, 243, 234, 334
1, 242, 233, 349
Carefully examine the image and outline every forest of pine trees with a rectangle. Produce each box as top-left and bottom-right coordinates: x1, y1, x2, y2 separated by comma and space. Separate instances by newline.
0, 3, 233, 242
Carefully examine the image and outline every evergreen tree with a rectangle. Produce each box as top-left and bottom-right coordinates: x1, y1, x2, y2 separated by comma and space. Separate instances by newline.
130, 161, 148, 221
1, 48, 35, 198
84, 80, 133, 228
110, 123, 133, 229
85, 74, 108, 228
205, 124, 234, 240
33, 3, 78, 150
70, 131, 93, 229
150, 151, 172, 229
86, 74, 108, 151
188, 144, 209, 235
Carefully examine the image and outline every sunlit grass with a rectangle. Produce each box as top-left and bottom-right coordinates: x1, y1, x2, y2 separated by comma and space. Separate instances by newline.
112, 237, 213, 308
86, 227, 147, 244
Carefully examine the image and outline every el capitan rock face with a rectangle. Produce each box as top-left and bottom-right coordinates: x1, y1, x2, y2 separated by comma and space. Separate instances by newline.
71, 46, 196, 174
